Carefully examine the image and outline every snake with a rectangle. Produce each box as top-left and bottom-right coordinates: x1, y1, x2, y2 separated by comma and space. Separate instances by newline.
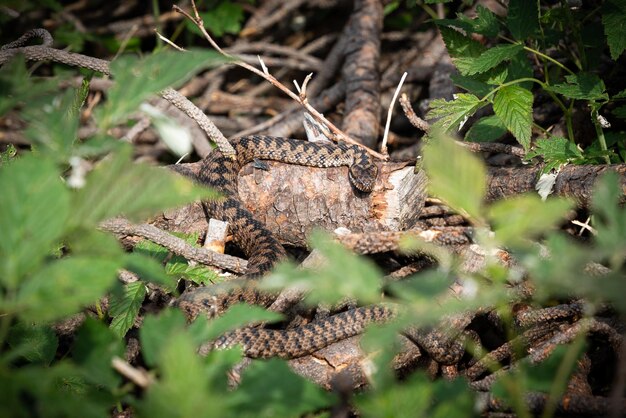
175, 135, 395, 358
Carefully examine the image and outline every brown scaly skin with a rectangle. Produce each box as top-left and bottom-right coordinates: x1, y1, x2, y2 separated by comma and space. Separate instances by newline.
176, 136, 386, 358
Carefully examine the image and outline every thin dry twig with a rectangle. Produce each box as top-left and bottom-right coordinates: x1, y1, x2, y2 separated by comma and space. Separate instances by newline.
381, 71, 407, 155
173, 1, 386, 161
111, 357, 154, 388
399, 93, 430, 133
100, 218, 248, 274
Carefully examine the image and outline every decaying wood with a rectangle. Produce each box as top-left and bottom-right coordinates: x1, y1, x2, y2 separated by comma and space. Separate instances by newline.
487, 163, 626, 205
340, 0, 383, 148
158, 159, 427, 248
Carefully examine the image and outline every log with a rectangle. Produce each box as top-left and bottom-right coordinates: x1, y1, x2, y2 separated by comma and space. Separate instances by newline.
158, 160, 428, 247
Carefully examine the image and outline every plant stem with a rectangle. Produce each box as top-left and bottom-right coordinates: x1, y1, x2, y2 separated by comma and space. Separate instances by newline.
591, 107, 611, 164
523, 46, 576, 76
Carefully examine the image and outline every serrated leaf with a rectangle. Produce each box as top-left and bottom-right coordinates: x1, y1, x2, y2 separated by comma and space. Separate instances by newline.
441, 27, 485, 56
73, 318, 124, 389
139, 332, 226, 418
472, 5, 502, 37
506, 51, 534, 90
603, 0, 626, 60
451, 74, 493, 98
549, 73, 608, 101
614, 88, 626, 99
493, 85, 533, 150
356, 372, 474, 418
16, 257, 119, 322
464, 44, 523, 75
71, 145, 217, 226
0, 55, 60, 116
202, 2, 244, 37
427, 93, 485, 132
0, 362, 113, 418
98, 49, 225, 128
261, 231, 383, 306
109, 281, 147, 338
124, 252, 174, 288
488, 194, 573, 247
0, 155, 70, 288
230, 359, 335, 417
592, 172, 626, 267
140, 309, 189, 367
507, 0, 539, 40
422, 131, 486, 222
438, 6, 501, 38
7, 322, 58, 365
165, 261, 219, 285
23, 88, 81, 160
526, 136, 584, 171
465, 115, 508, 142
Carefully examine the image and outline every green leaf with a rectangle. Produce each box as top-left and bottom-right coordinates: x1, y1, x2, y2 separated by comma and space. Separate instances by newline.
0, 155, 70, 288
471, 5, 502, 37
526, 136, 584, 171
451, 74, 493, 98
488, 194, 573, 247
437, 25, 485, 58
427, 93, 485, 132
437, 6, 501, 38
548, 73, 608, 101
592, 172, 626, 269
23, 88, 81, 161
0, 363, 112, 418
464, 44, 523, 75
109, 281, 146, 338
465, 115, 508, 142
70, 145, 217, 226
614, 88, 626, 99
98, 49, 225, 128
16, 257, 119, 322
506, 0, 539, 40
140, 309, 188, 367
7, 322, 58, 365
200, 2, 245, 37
67, 228, 124, 258
138, 332, 226, 418
506, 51, 534, 90
613, 104, 626, 120
165, 261, 219, 285
124, 252, 175, 288
262, 231, 383, 306
422, 131, 486, 222
493, 345, 583, 411
493, 85, 533, 150
135, 238, 172, 263
0, 55, 59, 116
355, 372, 475, 418
73, 318, 124, 389
230, 359, 335, 417
602, 0, 626, 60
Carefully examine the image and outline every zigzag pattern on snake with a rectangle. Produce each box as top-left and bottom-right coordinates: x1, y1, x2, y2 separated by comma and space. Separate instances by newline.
176, 135, 393, 358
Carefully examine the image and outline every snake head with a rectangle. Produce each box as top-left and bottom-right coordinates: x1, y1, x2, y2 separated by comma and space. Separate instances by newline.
175, 286, 223, 321
349, 160, 378, 193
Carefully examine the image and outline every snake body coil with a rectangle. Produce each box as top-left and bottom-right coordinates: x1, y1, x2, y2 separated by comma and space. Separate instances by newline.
176, 135, 387, 358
